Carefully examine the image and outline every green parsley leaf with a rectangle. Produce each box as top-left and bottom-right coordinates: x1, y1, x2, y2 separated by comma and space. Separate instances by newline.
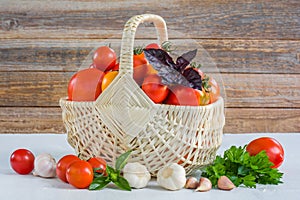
201, 145, 283, 188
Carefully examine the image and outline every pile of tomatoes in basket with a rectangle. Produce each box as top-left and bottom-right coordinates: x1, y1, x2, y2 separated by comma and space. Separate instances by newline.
67, 42, 220, 106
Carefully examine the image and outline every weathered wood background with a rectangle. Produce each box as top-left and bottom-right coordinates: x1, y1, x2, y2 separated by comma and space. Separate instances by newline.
0, 0, 299, 134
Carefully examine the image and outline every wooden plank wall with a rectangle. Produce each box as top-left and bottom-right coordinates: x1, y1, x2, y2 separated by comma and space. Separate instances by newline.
0, 0, 299, 134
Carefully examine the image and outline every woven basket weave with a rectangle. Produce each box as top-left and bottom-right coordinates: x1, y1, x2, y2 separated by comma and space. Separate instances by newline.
59, 14, 225, 176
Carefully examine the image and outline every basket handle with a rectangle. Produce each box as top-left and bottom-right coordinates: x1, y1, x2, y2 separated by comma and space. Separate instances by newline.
119, 14, 168, 75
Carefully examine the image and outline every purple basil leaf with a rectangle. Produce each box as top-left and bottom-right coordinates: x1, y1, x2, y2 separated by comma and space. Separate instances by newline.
144, 49, 176, 69
182, 68, 202, 90
144, 49, 191, 87
175, 49, 198, 72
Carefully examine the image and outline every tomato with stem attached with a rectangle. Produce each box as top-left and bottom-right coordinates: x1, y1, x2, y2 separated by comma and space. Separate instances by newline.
142, 74, 169, 103
56, 155, 81, 183
66, 160, 94, 189
246, 137, 284, 168
92, 46, 117, 72
10, 149, 35, 175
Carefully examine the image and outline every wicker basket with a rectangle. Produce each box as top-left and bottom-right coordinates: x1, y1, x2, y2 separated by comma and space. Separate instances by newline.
59, 14, 225, 176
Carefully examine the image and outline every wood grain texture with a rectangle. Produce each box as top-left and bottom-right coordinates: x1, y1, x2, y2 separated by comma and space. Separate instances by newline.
0, 0, 299, 39
1, 39, 299, 73
0, 0, 299, 133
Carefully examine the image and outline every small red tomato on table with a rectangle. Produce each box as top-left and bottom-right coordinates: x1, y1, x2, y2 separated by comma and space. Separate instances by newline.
66, 160, 94, 189
10, 149, 35, 175
246, 137, 284, 168
87, 157, 107, 175
56, 154, 81, 183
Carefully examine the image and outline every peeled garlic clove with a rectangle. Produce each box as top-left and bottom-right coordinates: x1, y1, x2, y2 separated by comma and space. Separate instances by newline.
185, 177, 198, 189
33, 153, 56, 178
123, 162, 151, 189
195, 177, 212, 192
217, 176, 236, 191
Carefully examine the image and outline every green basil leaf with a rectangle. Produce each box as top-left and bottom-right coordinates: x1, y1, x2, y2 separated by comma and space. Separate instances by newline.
113, 176, 132, 191
115, 150, 132, 171
89, 176, 111, 190
106, 165, 119, 182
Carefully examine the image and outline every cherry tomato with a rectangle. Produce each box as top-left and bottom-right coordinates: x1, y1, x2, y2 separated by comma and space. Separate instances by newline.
208, 77, 220, 104
133, 53, 148, 85
68, 68, 105, 101
165, 85, 199, 106
145, 43, 161, 49
92, 46, 117, 72
142, 74, 169, 103
101, 71, 118, 91
10, 149, 35, 175
66, 160, 94, 189
246, 137, 284, 168
56, 155, 80, 183
87, 157, 107, 174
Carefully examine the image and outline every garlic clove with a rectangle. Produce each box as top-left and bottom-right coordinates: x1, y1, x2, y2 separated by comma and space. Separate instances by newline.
33, 153, 56, 178
217, 176, 236, 191
185, 177, 198, 189
195, 177, 212, 192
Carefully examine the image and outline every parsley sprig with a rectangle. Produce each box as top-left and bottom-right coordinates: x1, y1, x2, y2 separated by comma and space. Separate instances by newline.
201, 146, 283, 188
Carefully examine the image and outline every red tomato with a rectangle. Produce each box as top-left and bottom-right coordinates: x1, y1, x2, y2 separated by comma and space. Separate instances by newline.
87, 157, 107, 174
56, 155, 80, 183
101, 71, 118, 91
112, 63, 119, 71
165, 85, 199, 106
66, 160, 94, 189
10, 149, 35, 175
142, 74, 169, 103
208, 77, 220, 104
145, 43, 161, 49
246, 137, 284, 168
92, 46, 117, 72
68, 68, 105, 101
133, 53, 148, 85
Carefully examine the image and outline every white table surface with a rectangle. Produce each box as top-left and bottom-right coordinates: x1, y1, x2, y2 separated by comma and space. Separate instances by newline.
0, 133, 299, 200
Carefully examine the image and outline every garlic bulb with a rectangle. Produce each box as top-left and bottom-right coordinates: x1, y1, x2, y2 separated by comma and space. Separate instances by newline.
123, 162, 151, 189
33, 153, 56, 178
157, 163, 186, 191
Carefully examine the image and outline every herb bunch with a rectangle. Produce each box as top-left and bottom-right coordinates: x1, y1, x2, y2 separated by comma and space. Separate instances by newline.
89, 150, 132, 191
201, 146, 283, 188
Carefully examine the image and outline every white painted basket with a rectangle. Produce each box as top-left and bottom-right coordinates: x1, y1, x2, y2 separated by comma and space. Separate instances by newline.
60, 14, 225, 176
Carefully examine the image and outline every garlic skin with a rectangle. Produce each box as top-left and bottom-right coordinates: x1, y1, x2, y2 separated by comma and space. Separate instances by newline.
157, 163, 186, 191
123, 162, 151, 189
33, 153, 56, 178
